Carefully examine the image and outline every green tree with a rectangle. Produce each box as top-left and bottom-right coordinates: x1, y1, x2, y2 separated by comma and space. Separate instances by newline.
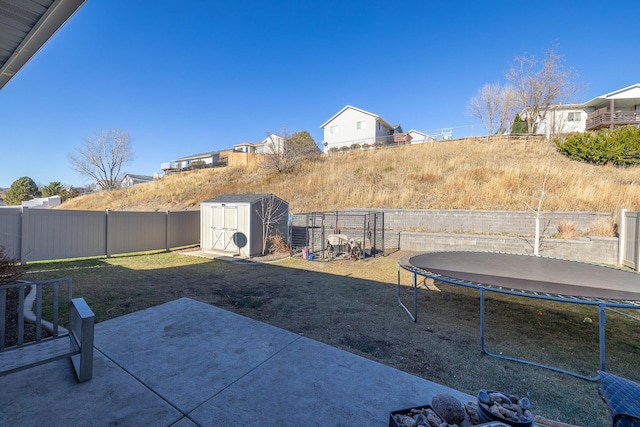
4, 176, 40, 205
41, 181, 65, 198
511, 113, 528, 134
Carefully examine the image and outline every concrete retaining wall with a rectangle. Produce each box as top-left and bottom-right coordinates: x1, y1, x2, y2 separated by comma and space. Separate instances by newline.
399, 232, 618, 264
347, 208, 612, 236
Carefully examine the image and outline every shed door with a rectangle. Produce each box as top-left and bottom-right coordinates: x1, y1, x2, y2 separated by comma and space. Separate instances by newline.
210, 205, 239, 253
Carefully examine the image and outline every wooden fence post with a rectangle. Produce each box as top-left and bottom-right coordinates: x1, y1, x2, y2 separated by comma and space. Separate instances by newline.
618, 209, 627, 266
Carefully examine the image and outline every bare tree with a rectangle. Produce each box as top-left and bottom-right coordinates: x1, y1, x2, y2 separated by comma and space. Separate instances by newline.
255, 194, 288, 255
261, 128, 320, 173
68, 129, 134, 190
506, 45, 579, 135
467, 83, 518, 134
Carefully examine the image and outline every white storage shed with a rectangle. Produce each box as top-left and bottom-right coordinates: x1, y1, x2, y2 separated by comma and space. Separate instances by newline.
200, 194, 289, 257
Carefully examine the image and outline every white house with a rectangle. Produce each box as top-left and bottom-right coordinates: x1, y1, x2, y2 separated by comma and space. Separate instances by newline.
162, 151, 221, 172
534, 83, 640, 138
407, 129, 436, 144
233, 134, 284, 154
320, 105, 409, 153
22, 196, 61, 209
121, 174, 154, 188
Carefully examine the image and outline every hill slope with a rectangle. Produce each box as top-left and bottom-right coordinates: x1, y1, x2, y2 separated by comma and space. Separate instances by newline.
60, 136, 640, 214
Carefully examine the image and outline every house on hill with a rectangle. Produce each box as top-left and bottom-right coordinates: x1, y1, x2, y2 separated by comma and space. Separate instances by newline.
121, 174, 154, 188
407, 129, 436, 144
161, 151, 222, 172
320, 105, 411, 153
533, 83, 640, 137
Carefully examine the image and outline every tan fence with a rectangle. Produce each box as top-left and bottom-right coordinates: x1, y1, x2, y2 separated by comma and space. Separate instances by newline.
619, 209, 640, 271
0, 208, 200, 263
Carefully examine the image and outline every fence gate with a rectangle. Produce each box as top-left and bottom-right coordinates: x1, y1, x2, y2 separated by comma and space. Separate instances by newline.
210, 205, 239, 253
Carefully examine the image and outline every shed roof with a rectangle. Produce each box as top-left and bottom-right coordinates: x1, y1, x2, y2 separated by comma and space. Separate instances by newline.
203, 193, 286, 204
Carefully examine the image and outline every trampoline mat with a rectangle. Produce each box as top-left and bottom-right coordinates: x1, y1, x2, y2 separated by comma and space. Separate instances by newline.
408, 252, 640, 301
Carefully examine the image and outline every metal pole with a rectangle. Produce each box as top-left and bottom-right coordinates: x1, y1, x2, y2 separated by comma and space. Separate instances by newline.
599, 304, 606, 373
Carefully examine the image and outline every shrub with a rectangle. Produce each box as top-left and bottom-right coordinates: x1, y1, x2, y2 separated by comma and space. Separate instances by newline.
588, 217, 615, 237
0, 246, 22, 286
350, 143, 361, 151
373, 141, 384, 149
328, 147, 340, 153
362, 143, 371, 150
555, 126, 640, 166
267, 233, 289, 254
557, 221, 578, 239
339, 146, 351, 152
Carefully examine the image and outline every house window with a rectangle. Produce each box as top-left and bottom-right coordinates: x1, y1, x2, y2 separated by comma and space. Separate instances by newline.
330, 125, 339, 134
568, 112, 581, 122
356, 121, 366, 130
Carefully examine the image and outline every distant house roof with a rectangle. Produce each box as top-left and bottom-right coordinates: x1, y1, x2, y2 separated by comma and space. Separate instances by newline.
173, 151, 219, 162
0, 0, 87, 90
320, 105, 393, 130
203, 193, 286, 204
123, 174, 154, 182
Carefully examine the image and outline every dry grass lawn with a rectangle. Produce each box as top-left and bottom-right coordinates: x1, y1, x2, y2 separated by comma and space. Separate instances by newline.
25, 249, 640, 427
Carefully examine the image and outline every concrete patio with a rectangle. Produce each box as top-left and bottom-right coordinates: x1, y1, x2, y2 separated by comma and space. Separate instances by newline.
0, 298, 473, 426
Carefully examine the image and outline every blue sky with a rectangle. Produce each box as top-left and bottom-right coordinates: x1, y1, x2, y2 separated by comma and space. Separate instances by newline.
1, 0, 639, 189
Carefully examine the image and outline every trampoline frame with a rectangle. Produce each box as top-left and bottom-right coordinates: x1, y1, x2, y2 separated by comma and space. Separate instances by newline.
397, 253, 640, 381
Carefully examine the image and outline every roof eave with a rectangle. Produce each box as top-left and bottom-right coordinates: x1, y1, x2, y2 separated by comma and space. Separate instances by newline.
0, 0, 87, 91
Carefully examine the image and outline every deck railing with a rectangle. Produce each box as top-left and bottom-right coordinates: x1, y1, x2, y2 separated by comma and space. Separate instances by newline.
586, 111, 640, 131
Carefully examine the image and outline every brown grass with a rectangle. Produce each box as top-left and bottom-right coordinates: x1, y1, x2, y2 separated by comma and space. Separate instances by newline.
60, 137, 640, 214
24, 250, 638, 427
557, 221, 579, 239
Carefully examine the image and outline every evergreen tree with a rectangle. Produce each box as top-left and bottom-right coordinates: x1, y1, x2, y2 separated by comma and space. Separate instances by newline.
4, 176, 40, 205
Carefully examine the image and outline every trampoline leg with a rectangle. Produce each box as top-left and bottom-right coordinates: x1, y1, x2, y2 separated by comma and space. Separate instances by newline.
478, 290, 601, 381
398, 266, 417, 322
599, 304, 606, 373
480, 289, 486, 354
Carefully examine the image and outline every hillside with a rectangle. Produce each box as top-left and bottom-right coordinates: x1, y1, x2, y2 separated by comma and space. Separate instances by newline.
60, 136, 640, 214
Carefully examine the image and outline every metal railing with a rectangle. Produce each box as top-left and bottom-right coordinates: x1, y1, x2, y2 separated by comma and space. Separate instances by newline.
0, 278, 71, 350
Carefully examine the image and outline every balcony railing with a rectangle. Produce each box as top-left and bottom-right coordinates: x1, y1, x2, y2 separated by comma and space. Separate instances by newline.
586, 110, 640, 131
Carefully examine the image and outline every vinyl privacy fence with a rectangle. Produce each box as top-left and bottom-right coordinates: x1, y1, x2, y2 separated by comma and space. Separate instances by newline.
620, 209, 640, 271
0, 207, 200, 263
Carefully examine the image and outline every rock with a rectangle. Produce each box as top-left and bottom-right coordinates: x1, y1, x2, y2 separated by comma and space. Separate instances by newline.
478, 390, 490, 405
393, 414, 417, 427
431, 393, 466, 425
519, 397, 531, 410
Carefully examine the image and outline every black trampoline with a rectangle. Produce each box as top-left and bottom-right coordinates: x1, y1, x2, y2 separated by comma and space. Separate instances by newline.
397, 251, 640, 381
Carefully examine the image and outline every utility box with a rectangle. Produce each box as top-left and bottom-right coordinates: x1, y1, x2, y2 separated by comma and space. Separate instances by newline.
200, 193, 289, 257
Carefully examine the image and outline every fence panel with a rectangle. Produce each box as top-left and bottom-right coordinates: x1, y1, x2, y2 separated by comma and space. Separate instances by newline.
0, 208, 22, 259
22, 209, 106, 262
621, 211, 639, 270
107, 211, 168, 255
168, 210, 200, 248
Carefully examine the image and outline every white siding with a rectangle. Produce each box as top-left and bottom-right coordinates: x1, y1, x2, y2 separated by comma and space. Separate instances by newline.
322, 108, 377, 152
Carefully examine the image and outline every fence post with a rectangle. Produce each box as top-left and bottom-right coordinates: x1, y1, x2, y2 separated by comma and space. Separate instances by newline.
619, 209, 627, 266
105, 210, 112, 258
20, 206, 29, 264
165, 211, 170, 252
636, 212, 640, 272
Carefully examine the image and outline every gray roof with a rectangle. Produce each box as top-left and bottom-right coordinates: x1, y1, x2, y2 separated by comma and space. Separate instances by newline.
203, 193, 286, 205
0, 0, 87, 90
173, 151, 219, 162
